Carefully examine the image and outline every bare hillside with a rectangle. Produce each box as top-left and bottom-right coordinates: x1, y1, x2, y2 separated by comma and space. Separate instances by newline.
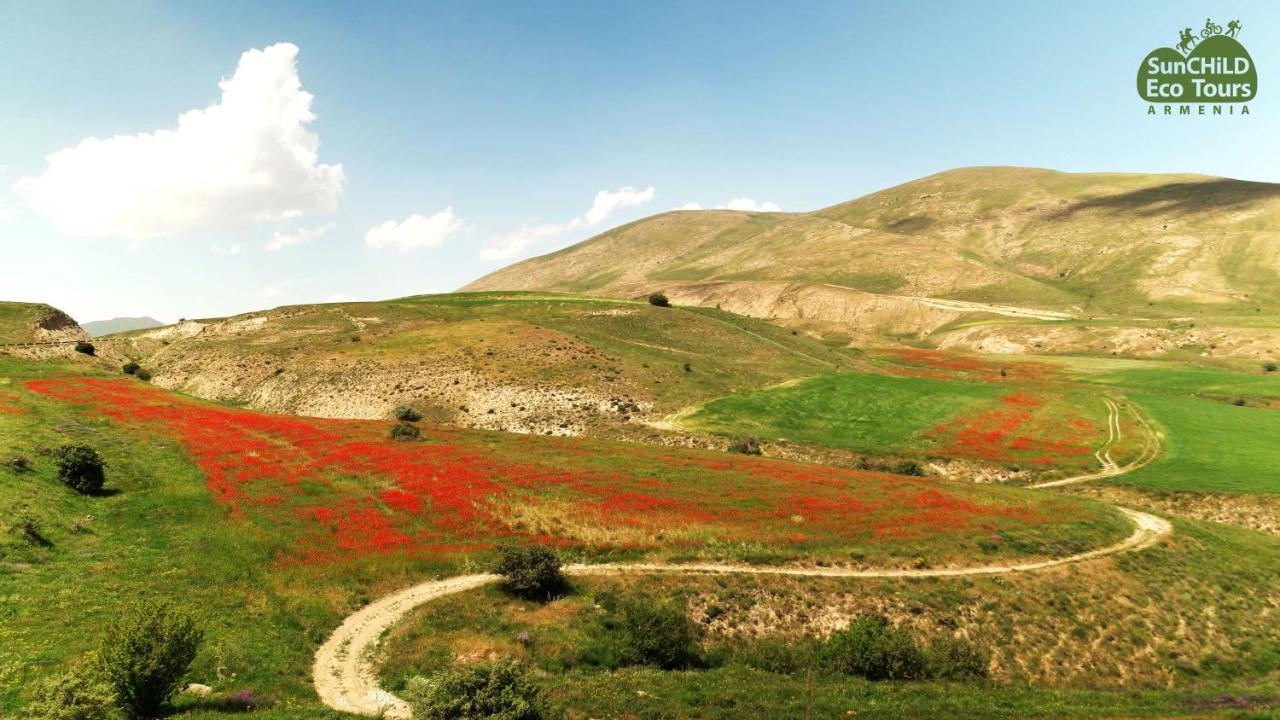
465, 167, 1280, 358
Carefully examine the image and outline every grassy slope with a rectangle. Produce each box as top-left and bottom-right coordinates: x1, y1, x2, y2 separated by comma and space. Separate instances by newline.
0, 358, 1132, 716
0, 302, 71, 344
379, 519, 1280, 719
678, 351, 1117, 476
125, 292, 854, 424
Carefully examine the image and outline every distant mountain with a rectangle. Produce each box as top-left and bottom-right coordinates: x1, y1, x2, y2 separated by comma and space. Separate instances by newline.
82, 316, 164, 337
465, 166, 1280, 358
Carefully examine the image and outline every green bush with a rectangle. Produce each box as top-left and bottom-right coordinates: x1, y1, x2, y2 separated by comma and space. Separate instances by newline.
394, 405, 423, 422
647, 292, 670, 307
727, 437, 762, 455
55, 445, 105, 495
133, 369, 152, 382
98, 601, 203, 719
621, 599, 701, 669
74, 341, 95, 356
734, 636, 816, 675
925, 635, 990, 680
390, 422, 422, 441
819, 615, 927, 680
1264, 362, 1278, 373
892, 459, 925, 476
26, 663, 116, 720
493, 545, 564, 600
402, 660, 543, 720
122, 362, 140, 376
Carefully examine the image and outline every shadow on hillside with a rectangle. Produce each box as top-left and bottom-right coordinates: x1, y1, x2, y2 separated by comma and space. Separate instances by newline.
1051, 179, 1280, 219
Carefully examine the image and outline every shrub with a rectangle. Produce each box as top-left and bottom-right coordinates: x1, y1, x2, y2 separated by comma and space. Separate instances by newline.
55, 445, 105, 495
390, 422, 421, 441
74, 341, 96, 356
98, 601, 203, 719
734, 636, 816, 675
1233, 397, 1247, 407
402, 660, 543, 720
122, 362, 140, 376
1265, 362, 1278, 373
620, 599, 701, 669
9, 455, 32, 471
26, 664, 116, 720
493, 544, 564, 600
819, 615, 927, 680
892, 459, 925, 476
394, 405, 422, 422
8, 509, 46, 546
647, 292, 670, 307
133, 369, 152, 382
925, 636, 990, 680
727, 437, 762, 455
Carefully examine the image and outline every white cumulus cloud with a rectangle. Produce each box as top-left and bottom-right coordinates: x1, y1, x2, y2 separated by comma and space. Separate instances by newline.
365, 207, 466, 252
266, 222, 334, 251
15, 42, 344, 240
721, 198, 782, 212
672, 202, 703, 211
482, 185, 656, 261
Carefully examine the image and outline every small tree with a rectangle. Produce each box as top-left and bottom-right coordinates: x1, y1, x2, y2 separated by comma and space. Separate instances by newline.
122, 362, 141, 376
620, 599, 701, 669
74, 341, 96, 356
402, 660, 543, 720
820, 615, 927, 681
390, 422, 421, 441
26, 664, 116, 720
134, 369, 152, 382
647, 292, 670, 308
394, 405, 422, 422
1265, 362, 1278, 373
55, 445, 105, 495
98, 601, 203, 719
493, 544, 564, 600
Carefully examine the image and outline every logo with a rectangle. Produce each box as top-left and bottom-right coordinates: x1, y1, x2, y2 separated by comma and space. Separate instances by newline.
1138, 18, 1255, 115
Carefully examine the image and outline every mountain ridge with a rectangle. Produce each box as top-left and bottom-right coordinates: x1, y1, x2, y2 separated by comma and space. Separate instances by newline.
464, 166, 1280, 358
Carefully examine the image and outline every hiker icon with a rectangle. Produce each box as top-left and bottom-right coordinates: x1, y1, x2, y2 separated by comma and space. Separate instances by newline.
1177, 27, 1197, 55
1226, 19, 1242, 37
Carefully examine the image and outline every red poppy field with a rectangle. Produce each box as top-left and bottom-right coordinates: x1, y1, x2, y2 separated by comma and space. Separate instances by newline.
26, 376, 1125, 567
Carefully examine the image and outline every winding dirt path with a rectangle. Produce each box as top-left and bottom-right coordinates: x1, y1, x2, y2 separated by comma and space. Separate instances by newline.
313, 397, 1168, 718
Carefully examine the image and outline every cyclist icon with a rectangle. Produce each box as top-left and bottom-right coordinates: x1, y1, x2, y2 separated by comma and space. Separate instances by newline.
1201, 18, 1223, 39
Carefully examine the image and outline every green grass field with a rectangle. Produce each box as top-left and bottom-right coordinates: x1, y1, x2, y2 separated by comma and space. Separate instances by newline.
1118, 393, 1280, 494
681, 372, 1001, 454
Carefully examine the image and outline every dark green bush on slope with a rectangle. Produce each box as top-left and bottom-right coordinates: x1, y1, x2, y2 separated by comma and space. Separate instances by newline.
55, 445, 105, 495
493, 544, 564, 600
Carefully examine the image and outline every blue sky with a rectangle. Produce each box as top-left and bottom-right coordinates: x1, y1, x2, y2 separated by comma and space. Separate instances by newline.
1, 0, 1276, 322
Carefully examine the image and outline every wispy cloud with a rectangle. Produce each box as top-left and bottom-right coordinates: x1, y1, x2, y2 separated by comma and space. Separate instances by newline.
209, 243, 242, 255
266, 222, 334, 251
482, 185, 655, 261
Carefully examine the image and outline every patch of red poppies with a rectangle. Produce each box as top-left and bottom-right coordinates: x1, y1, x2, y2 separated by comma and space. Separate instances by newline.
27, 377, 1054, 563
